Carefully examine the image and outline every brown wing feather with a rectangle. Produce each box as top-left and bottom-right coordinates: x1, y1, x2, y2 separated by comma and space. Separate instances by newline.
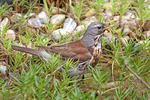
37, 40, 92, 61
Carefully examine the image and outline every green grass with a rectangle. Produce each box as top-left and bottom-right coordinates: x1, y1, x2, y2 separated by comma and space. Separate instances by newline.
0, 0, 150, 99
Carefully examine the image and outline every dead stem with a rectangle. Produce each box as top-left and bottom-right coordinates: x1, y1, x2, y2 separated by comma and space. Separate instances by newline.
124, 58, 150, 89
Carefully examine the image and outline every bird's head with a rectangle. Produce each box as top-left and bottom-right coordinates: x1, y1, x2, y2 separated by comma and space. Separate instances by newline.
82, 22, 110, 48
85, 22, 106, 36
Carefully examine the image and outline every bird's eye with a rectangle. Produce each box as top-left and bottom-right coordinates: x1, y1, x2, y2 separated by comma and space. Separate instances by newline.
97, 26, 102, 29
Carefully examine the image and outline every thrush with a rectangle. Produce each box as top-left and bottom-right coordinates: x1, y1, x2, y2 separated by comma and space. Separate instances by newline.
11, 22, 108, 76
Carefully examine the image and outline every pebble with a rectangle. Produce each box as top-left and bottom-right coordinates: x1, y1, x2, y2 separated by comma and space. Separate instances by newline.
5, 29, 16, 41
52, 28, 68, 40
125, 12, 135, 19
0, 65, 7, 75
52, 18, 77, 40
63, 18, 77, 33
113, 16, 120, 21
50, 14, 65, 25
0, 17, 9, 32
147, 5, 150, 9
28, 18, 45, 28
37, 11, 49, 24
74, 25, 86, 33
27, 11, 50, 28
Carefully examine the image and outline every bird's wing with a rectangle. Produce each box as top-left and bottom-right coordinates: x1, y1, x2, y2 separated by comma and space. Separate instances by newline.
37, 40, 92, 61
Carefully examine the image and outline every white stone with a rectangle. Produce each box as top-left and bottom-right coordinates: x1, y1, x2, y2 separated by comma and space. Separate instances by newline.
148, 5, 150, 9
52, 28, 68, 40
28, 18, 45, 28
113, 16, 120, 21
125, 12, 135, 19
5, 29, 16, 41
50, 14, 65, 25
63, 18, 77, 33
37, 11, 49, 24
74, 25, 86, 33
0, 65, 7, 74
0, 17, 9, 32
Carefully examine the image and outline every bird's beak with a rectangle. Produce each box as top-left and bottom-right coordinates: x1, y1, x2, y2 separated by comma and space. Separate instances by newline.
104, 25, 114, 30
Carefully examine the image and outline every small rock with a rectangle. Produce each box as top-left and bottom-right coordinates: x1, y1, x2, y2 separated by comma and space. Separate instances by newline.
125, 12, 135, 19
5, 29, 16, 41
52, 28, 68, 40
37, 11, 49, 24
147, 5, 150, 9
113, 16, 120, 21
74, 25, 86, 33
0, 65, 7, 75
85, 9, 95, 17
28, 18, 45, 28
0, 17, 9, 32
50, 14, 65, 25
82, 16, 98, 27
63, 18, 77, 33
27, 11, 50, 28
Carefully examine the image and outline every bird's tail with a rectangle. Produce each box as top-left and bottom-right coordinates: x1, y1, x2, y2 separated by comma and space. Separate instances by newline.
11, 45, 41, 56
11, 45, 52, 61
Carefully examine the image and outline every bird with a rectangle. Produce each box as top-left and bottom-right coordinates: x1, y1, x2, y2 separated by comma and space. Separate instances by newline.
11, 22, 109, 76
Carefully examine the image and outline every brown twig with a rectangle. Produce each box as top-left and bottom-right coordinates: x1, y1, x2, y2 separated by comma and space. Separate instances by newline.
124, 58, 150, 89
